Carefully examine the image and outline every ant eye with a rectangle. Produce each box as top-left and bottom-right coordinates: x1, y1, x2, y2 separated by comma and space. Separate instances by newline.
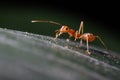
66, 27, 69, 30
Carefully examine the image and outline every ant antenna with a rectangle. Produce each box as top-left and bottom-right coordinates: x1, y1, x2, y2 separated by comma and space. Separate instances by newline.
31, 20, 62, 26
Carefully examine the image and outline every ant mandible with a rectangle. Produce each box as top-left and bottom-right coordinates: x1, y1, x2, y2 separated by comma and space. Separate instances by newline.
31, 20, 108, 55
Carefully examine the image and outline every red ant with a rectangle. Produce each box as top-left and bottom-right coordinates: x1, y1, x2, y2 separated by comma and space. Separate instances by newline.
31, 20, 108, 55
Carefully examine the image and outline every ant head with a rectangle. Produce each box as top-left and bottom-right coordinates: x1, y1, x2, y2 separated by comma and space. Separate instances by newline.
60, 25, 70, 33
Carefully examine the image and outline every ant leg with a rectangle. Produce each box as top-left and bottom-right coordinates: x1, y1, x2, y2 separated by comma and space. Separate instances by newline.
74, 31, 78, 41
78, 21, 84, 46
80, 39, 83, 46
54, 30, 62, 40
78, 21, 84, 34
85, 36, 91, 55
54, 34, 59, 40
66, 36, 71, 42
96, 36, 108, 50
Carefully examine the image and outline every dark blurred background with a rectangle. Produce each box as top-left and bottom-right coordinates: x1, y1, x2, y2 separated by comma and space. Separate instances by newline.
0, 0, 120, 53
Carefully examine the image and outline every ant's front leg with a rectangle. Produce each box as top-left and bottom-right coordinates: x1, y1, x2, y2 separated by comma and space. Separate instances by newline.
54, 30, 60, 40
54, 30, 62, 40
